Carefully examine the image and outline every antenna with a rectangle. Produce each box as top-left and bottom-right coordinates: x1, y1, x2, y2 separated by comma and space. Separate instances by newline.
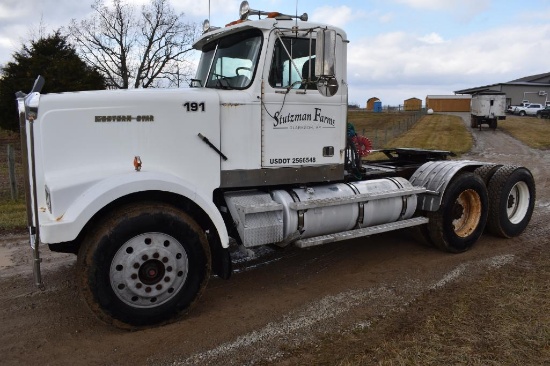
208, 0, 211, 22
295, 0, 298, 28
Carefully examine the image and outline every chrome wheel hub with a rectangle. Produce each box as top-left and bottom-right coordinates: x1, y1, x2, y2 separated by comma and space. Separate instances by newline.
110, 233, 189, 308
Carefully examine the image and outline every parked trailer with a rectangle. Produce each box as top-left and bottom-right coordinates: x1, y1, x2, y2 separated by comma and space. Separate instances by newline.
470, 92, 507, 130
16, 1, 536, 328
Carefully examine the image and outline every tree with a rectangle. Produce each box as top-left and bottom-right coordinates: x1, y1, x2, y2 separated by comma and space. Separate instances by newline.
0, 31, 106, 131
69, 0, 198, 89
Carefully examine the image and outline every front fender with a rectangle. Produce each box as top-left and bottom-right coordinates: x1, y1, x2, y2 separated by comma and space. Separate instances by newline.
39, 171, 229, 248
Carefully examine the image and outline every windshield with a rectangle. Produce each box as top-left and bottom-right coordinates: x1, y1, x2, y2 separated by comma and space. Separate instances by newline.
195, 29, 263, 89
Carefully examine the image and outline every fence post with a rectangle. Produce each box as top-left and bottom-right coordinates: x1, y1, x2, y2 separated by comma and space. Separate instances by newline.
8, 144, 18, 200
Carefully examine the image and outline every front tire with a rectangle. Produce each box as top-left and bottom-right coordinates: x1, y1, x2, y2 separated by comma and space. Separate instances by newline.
486, 166, 536, 238
427, 173, 488, 253
78, 202, 211, 328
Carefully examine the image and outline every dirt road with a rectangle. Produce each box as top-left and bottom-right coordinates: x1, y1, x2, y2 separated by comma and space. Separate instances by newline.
1, 113, 548, 365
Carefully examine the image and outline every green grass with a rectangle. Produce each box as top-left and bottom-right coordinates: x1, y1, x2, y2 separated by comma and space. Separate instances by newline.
0, 201, 27, 232
383, 114, 473, 154
499, 116, 550, 149
0, 127, 27, 233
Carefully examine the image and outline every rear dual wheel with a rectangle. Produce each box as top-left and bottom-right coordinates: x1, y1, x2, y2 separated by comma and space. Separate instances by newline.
425, 166, 536, 252
78, 202, 211, 328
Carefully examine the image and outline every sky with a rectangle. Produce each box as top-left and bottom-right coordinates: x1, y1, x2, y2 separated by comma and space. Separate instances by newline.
1, 0, 549, 106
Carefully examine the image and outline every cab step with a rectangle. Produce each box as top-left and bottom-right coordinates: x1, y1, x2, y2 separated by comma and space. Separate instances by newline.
294, 216, 429, 248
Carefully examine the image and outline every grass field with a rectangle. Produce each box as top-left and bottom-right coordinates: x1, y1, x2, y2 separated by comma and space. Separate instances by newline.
499, 115, 550, 150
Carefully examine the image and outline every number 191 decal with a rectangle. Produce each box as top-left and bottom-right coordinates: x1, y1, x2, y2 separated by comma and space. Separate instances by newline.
184, 102, 205, 112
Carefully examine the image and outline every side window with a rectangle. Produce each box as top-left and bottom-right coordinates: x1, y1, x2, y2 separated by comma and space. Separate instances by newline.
269, 37, 316, 90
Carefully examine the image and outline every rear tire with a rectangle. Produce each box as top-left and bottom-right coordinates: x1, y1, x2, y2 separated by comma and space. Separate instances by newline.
427, 173, 488, 253
486, 166, 536, 238
474, 164, 502, 186
77, 202, 211, 328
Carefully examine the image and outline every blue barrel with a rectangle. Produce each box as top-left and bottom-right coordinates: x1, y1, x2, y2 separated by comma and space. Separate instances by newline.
373, 101, 382, 112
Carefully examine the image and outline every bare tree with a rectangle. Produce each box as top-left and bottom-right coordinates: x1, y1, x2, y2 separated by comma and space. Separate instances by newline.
69, 0, 198, 89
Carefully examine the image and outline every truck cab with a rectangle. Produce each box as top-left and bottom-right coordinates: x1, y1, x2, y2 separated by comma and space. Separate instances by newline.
193, 14, 348, 184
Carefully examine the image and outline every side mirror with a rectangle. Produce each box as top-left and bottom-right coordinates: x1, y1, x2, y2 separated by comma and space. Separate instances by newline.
315, 29, 338, 97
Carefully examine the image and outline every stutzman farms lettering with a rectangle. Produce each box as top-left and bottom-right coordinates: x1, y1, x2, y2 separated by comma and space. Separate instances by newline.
94, 115, 154, 123
273, 108, 335, 128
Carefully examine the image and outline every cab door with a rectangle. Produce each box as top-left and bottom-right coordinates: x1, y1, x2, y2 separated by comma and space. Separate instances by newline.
260, 33, 347, 168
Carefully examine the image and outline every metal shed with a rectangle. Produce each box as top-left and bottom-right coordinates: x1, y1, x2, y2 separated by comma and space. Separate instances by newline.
426, 95, 471, 112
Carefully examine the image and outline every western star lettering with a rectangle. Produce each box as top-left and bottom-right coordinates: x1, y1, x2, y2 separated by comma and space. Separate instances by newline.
94, 115, 154, 122
273, 108, 335, 128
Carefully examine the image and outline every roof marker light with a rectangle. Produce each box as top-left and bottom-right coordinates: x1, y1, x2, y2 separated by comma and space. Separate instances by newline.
240, 1, 250, 20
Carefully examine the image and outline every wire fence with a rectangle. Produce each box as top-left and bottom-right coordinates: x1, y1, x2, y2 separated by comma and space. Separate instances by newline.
1, 135, 23, 201
363, 112, 423, 149
349, 107, 425, 149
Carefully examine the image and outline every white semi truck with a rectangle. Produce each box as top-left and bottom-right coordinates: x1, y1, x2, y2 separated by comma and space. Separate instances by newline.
470, 91, 507, 130
16, 2, 536, 328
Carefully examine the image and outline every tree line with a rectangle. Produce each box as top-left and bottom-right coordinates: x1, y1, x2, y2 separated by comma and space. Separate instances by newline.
0, 0, 198, 131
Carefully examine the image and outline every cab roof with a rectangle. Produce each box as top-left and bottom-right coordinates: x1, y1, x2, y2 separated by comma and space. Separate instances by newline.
193, 17, 347, 50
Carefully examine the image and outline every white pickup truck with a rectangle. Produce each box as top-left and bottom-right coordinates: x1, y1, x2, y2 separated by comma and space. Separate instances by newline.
506, 101, 530, 114
514, 103, 545, 116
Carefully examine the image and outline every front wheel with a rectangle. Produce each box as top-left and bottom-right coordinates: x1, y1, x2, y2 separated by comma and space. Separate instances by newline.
427, 173, 488, 253
519, 111, 526, 116
487, 166, 536, 238
77, 202, 211, 328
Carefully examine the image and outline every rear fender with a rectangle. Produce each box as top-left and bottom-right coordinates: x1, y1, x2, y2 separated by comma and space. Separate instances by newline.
409, 160, 488, 211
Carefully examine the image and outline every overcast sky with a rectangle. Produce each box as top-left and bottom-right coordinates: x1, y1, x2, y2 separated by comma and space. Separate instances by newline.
1, 0, 549, 106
